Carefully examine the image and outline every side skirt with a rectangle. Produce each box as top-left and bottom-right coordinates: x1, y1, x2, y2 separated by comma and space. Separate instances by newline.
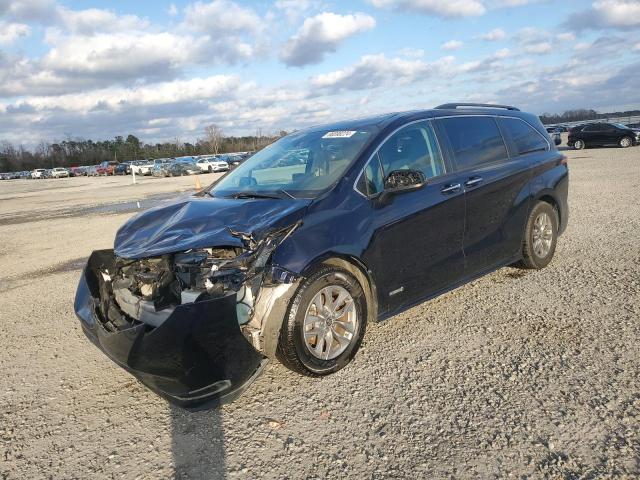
376, 255, 522, 323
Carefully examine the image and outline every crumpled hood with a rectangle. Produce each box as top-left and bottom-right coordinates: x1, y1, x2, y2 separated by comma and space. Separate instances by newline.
114, 194, 310, 259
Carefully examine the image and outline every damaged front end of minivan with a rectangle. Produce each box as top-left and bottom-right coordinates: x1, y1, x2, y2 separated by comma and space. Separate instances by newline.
74, 222, 302, 409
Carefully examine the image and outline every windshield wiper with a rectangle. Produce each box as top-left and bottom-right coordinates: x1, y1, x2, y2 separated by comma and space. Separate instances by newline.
229, 191, 284, 200
226, 189, 297, 200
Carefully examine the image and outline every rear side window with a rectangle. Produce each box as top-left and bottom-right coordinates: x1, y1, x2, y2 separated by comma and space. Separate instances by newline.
439, 116, 508, 170
499, 118, 549, 155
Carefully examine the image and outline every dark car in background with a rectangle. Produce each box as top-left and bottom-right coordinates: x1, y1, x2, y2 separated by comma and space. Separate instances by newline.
167, 159, 200, 176
115, 162, 132, 175
568, 122, 639, 149
75, 103, 569, 408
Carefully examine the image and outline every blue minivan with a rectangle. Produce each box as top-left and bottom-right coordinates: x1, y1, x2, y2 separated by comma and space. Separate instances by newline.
75, 103, 568, 408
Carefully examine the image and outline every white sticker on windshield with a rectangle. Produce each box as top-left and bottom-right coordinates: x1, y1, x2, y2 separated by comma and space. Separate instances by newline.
322, 130, 357, 139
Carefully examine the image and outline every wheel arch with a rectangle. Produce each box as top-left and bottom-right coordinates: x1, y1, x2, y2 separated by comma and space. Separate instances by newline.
299, 253, 379, 325
537, 193, 561, 225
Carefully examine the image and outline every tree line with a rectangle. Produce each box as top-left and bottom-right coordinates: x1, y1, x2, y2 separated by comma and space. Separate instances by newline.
0, 125, 286, 173
539, 109, 640, 125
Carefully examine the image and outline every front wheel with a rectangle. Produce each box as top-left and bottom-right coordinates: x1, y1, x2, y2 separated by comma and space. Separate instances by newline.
277, 266, 367, 376
619, 136, 632, 148
515, 201, 559, 270
573, 139, 585, 150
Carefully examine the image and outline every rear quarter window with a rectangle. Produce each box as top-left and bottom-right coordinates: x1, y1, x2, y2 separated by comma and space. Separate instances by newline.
499, 117, 549, 155
438, 116, 508, 170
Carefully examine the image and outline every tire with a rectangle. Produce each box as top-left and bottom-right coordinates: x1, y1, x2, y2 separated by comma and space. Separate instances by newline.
573, 139, 585, 150
276, 265, 367, 376
515, 201, 559, 270
619, 136, 632, 148
208, 166, 213, 173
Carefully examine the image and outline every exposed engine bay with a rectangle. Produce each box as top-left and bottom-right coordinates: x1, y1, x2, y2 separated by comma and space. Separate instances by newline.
100, 223, 301, 353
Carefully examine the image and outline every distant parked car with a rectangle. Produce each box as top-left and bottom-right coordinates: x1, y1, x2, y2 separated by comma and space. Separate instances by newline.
131, 160, 153, 176
167, 160, 200, 176
568, 122, 639, 149
69, 166, 84, 177
31, 168, 47, 179
545, 127, 562, 146
51, 167, 70, 178
152, 159, 172, 177
114, 162, 132, 175
97, 161, 119, 175
86, 165, 100, 177
226, 154, 248, 170
195, 157, 229, 173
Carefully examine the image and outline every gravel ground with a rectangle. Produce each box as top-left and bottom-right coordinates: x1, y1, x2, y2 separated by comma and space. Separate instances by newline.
1, 147, 639, 479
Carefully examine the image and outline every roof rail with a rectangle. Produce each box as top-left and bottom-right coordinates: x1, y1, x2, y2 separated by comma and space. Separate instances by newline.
435, 103, 520, 111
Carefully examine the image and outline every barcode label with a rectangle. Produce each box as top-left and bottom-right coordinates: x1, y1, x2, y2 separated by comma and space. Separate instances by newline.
322, 131, 356, 138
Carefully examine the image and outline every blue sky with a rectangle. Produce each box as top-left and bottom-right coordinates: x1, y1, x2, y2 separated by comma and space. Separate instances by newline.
0, 0, 639, 145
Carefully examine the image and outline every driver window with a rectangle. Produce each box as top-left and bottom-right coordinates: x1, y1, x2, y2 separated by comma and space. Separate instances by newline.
377, 121, 445, 181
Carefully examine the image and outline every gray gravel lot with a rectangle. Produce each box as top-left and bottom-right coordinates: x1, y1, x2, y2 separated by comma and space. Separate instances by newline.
1, 148, 639, 479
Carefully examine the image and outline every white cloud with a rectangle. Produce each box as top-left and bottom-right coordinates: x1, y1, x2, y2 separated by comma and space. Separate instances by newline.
523, 42, 552, 54
0, 22, 30, 44
167, 3, 178, 16
442, 40, 464, 50
556, 32, 576, 42
274, 0, 316, 22
183, 0, 262, 34
398, 47, 426, 58
592, 0, 640, 27
17, 75, 242, 113
40, 32, 198, 78
0, 0, 57, 22
490, 0, 542, 6
280, 12, 376, 67
369, 0, 486, 18
479, 28, 506, 40
57, 7, 149, 34
565, 0, 640, 30
309, 53, 468, 92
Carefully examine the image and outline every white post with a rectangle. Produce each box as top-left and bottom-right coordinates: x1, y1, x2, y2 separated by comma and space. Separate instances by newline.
132, 165, 136, 184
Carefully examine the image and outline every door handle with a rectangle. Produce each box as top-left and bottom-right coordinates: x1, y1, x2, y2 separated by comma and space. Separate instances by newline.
441, 183, 461, 195
464, 176, 483, 188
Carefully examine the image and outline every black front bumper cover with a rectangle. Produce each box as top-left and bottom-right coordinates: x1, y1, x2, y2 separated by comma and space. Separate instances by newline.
74, 250, 267, 409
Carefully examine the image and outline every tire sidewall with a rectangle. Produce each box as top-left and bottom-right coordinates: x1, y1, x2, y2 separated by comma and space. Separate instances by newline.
574, 139, 585, 150
526, 203, 559, 269
287, 268, 367, 375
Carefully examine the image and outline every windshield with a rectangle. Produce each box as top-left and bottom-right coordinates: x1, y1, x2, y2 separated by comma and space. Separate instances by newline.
210, 127, 375, 199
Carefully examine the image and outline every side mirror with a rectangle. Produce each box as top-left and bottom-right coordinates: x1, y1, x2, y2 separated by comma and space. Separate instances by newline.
383, 169, 426, 194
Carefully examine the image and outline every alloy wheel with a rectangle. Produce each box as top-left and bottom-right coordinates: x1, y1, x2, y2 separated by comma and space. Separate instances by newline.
532, 212, 554, 258
303, 285, 358, 360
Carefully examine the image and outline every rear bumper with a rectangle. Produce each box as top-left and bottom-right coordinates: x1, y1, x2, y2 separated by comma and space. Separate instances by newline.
74, 250, 267, 409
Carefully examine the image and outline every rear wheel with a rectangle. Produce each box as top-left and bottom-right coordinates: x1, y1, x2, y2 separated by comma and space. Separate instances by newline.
277, 266, 367, 376
619, 136, 632, 148
573, 139, 585, 150
515, 201, 559, 270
